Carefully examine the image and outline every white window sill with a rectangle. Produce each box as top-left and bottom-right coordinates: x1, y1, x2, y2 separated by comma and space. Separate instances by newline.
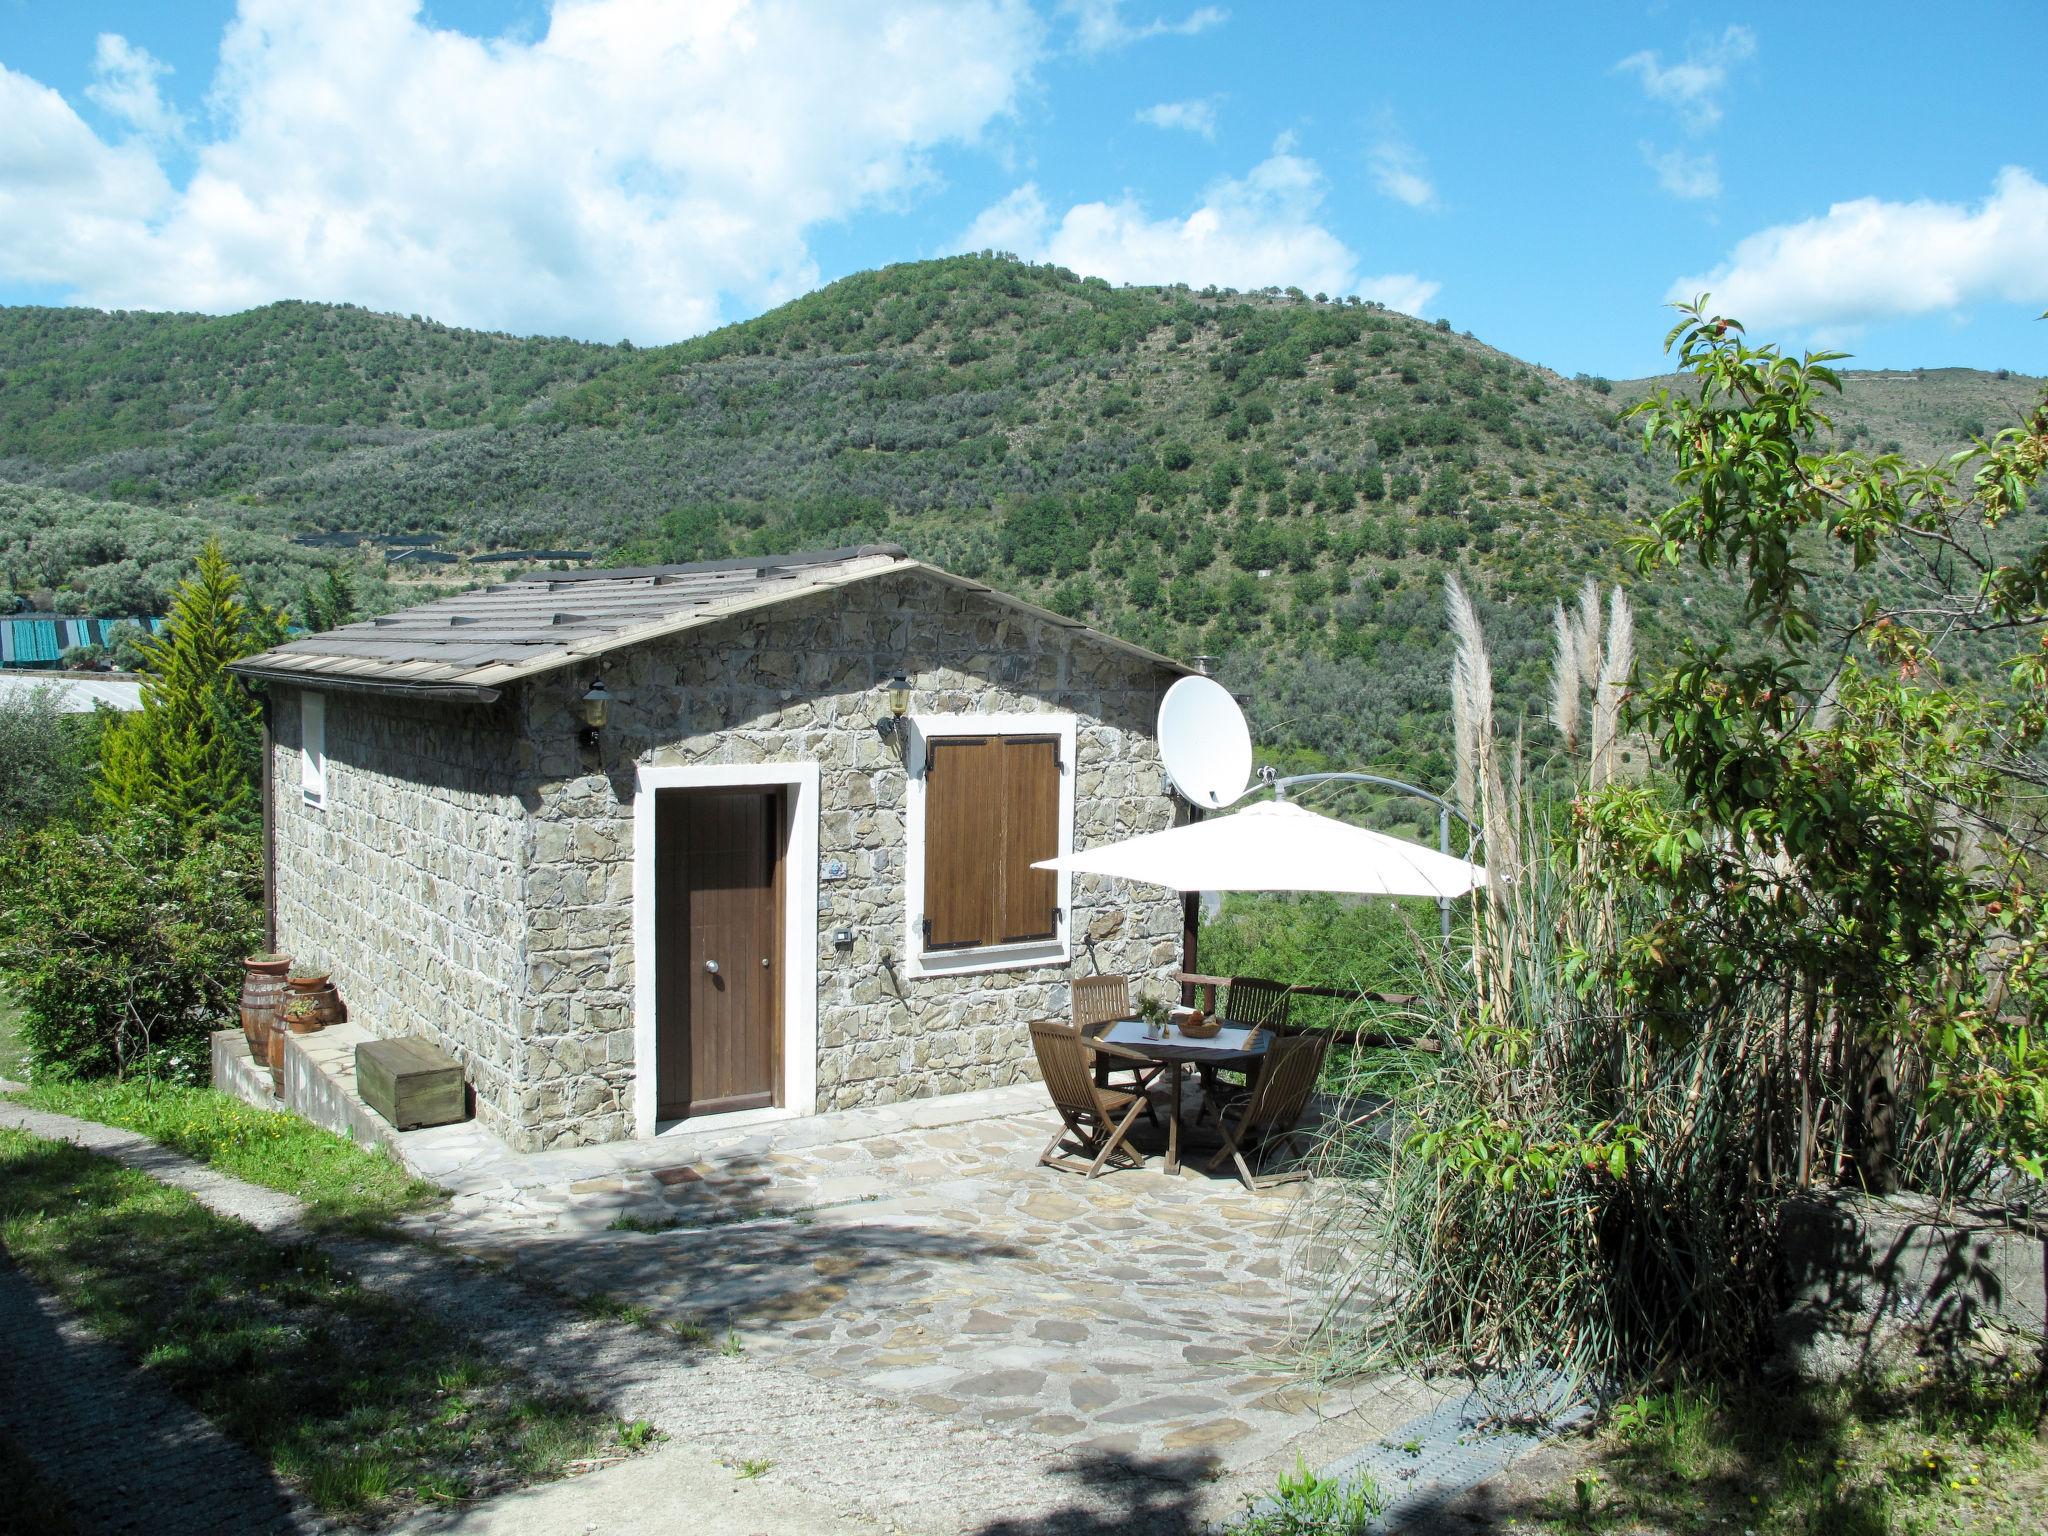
906, 938, 1070, 979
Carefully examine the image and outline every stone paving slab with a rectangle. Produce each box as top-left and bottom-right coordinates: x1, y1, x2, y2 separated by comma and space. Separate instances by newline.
397, 1083, 1054, 1196
395, 1085, 1427, 1479
10, 1081, 1527, 1531
3, 1097, 1357, 1533
1316, 1374, 1590, 1533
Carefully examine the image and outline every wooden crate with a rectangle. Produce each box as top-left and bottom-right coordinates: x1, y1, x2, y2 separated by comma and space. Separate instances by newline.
355, 1037, 466, 1131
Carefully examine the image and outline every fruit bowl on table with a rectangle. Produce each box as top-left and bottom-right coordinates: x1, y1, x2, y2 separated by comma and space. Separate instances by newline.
1171, 1009, 1222, 1039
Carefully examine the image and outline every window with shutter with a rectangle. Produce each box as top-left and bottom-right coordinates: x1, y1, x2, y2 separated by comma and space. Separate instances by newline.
909, 717, 1074, 972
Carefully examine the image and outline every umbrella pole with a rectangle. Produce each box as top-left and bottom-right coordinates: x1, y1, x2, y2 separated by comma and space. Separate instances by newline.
1181, 803, 1205, 1004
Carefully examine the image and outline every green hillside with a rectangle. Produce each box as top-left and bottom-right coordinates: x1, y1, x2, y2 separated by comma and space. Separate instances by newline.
2, 255, 2039, 803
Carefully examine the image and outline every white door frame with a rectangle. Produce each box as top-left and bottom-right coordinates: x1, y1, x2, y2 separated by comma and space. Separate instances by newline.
632, 760, 820, 1138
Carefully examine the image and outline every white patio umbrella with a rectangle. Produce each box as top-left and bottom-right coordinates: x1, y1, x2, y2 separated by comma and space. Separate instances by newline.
1034, 798, 1486, 900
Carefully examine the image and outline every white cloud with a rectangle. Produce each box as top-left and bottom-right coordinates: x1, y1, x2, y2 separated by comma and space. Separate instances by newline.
0, 65, 173, 287
1616, 24, 1755, 133
959, 184, 1052, 254
1642, 143, 1720, 200
1135, 98, 1218, 140
0, 0, 1045, 342
1367, 134, 1436, 210
1671, 166, 2048, 334
956, 141, 1439, 313
1060, 0, 1227, 54
85, 34, 187, 144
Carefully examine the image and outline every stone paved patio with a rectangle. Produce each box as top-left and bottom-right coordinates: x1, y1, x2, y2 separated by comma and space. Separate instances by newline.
395, 1083, 1430, 1480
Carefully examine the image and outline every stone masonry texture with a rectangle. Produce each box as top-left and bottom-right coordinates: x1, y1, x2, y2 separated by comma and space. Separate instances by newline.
270, 571, 1185, 1150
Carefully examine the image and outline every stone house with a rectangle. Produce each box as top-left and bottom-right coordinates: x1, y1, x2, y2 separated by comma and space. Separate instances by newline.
229, 546, 1192, 1151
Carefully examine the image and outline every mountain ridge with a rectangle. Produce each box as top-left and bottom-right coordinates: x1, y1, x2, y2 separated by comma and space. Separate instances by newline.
2, 255, 2039, 799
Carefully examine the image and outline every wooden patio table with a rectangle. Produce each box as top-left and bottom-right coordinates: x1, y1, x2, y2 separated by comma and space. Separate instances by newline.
1094, 1019, 1270, 1176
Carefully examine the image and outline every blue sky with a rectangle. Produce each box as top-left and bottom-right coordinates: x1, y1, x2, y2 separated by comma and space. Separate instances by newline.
2, 1, 2043, 378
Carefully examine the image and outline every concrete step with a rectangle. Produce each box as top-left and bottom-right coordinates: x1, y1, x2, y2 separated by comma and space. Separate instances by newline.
209, 1028, 282, 1113
208, 1022, 403, 1153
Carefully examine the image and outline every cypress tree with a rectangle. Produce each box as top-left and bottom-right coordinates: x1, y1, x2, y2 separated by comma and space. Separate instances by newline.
98, 539, 284, 835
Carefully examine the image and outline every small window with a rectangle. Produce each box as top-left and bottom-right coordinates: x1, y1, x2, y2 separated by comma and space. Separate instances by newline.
300, 692, 326, 808
920, 733, 1062, 954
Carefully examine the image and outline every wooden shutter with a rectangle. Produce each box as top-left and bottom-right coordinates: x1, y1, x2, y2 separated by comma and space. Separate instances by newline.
922, 732, 1065, 953
997, 736, 1060, 943
923, 737, 1002, 949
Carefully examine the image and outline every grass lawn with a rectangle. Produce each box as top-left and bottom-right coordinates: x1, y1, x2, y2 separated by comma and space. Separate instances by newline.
0, 1128, 648, 1523
5, 1078, 441, 1230
1520, 1370, 2047, 1535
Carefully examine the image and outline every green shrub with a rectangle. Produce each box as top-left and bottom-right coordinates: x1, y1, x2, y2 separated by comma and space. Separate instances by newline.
0, 810, 260, 1081
1202, 891, 1438, 1025
0, 682, 106, 835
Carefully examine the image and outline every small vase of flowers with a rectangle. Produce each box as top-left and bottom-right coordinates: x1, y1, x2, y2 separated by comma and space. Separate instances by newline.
1136, 992, 1170, 1039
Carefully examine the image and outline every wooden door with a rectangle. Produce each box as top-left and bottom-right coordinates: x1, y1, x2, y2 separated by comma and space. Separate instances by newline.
654, 789, 783, 1119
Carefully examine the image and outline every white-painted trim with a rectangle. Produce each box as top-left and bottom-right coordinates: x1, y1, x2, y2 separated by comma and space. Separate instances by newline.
902, 712, 1076, 979
632, 760, 820, 1139
300, 691, 326, 809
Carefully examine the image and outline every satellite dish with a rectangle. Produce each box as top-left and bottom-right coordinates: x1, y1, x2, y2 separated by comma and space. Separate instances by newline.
1158, 675, 1252, 808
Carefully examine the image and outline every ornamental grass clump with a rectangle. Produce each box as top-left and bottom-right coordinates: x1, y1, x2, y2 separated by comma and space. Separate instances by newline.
1307, 304, 2048, 1398
1307, 574, 2015, 1394
1308, 581, 1788, 1386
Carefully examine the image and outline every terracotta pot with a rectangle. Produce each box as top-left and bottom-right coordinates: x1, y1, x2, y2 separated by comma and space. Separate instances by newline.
286, 973, 330, 994
284, 998, 323, 1036
239, 957, 290, 1062
303, 982, 345, 1027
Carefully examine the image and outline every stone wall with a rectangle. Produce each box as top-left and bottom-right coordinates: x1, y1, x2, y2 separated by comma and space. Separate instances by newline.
270, 570, 1186, 1150
269, 688, 534, 1144
519, 572, 1185, 1147
1777, 1190, 2047, 1379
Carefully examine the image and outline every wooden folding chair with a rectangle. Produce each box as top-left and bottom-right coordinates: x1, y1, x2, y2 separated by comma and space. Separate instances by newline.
1225, 976, 1295, 1031
1072, 974, 1163, 1123
1029, 1019, 1151, 1178
1206, 1031, 1329, 1189
1192, 975, 1297, 1123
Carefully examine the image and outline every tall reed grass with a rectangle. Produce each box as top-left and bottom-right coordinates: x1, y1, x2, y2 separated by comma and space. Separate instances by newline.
1302, 581, 1999, 1396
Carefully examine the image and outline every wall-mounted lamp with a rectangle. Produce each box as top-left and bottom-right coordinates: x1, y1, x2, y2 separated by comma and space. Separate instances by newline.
876, 673, 911, 739
577, 680, 611, 749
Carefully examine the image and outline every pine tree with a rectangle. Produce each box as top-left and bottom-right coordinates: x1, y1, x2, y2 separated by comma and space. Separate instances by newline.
98, 540, 284, 835
298, 565, 359, 634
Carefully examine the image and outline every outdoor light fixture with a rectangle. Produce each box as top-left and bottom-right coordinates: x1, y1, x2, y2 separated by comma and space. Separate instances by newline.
577, 680, 611, 748
877, 674, 911, 738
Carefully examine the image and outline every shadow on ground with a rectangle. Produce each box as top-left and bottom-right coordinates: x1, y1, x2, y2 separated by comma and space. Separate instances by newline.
969, 1450, 1224, 1535
0, 1254, 303, 1536
465, 1176, 1038, 1330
